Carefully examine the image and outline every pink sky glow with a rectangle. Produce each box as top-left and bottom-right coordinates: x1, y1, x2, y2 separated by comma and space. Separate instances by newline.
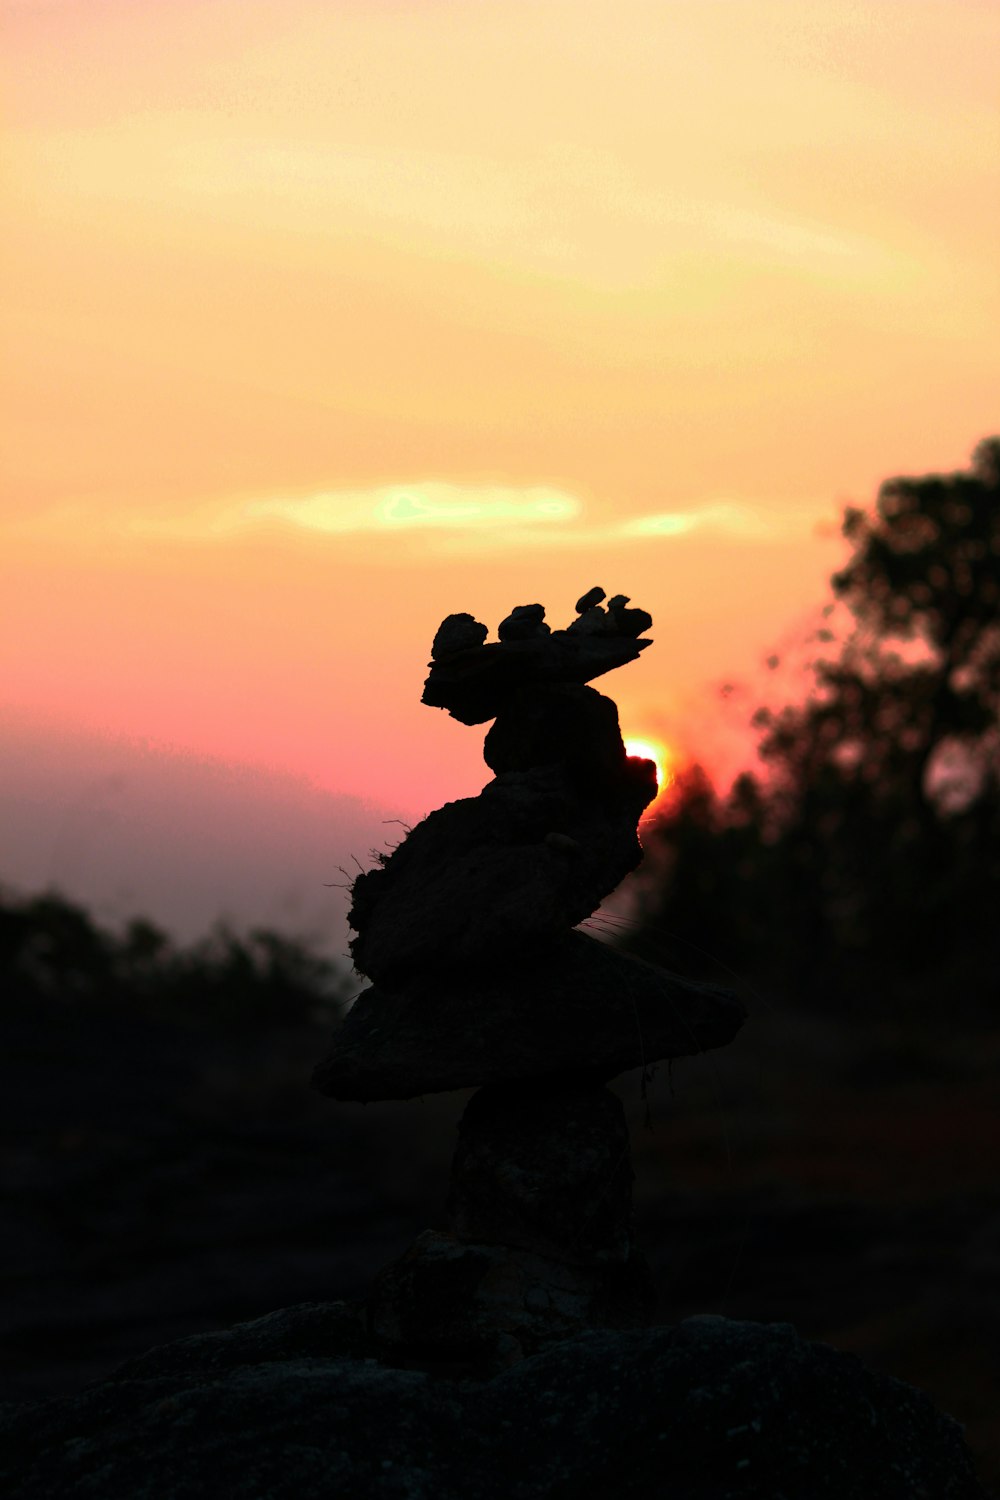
3, 0, 997, 938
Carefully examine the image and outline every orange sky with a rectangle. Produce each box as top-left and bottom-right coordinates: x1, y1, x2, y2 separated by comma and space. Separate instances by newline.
3, 0, 998, 830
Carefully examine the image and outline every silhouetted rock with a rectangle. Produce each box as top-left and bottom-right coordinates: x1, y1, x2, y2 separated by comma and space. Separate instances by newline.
369, 1230, 655, 1366
2, 1313, 987, 1498
105, 1302, 371, 1384
566, 604, 612, 635
347, 762, 656, 983
337, 586, 738, 1353
498, 603, 550, 641
431, 612, 489, 659
574, 585, 605, 612
422, 621, 652, 724
314, 930, 746, 1101
567, 599, 654, 639
448, 1084, 634, 1265
482, 683, 627, 781
610, 602, 653, 636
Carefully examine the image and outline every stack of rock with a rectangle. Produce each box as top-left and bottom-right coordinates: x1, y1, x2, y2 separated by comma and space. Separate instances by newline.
3, 593, 989, 1499
314, 587, 746, 1368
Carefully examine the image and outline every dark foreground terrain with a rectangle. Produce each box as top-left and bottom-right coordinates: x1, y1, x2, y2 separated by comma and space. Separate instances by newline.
3, 1304, 988, 1498
3, 988, 999, 1490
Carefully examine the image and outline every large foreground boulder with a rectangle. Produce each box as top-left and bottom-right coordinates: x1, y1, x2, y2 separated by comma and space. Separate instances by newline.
1, 1303, 988, 1499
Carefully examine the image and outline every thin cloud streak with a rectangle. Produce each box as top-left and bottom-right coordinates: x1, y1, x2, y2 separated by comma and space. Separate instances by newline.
619, 503, 787, 540
97, 483, 826, 553
111, 484, 581, 544
215, 486, 813, 551
243, 483, 581, 533
17, 484, 820, 552
21, 125, 895, 290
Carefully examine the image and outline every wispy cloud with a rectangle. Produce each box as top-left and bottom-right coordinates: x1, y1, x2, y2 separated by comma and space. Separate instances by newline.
28, 125, 894, 292
233, 489, 802, 548
120, 484, 812, 552
426, 498, 804, 553
618, 502, 781, 540
240, 483, 581, 534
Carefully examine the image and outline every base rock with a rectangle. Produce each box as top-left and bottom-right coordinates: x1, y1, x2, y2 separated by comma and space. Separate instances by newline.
368, 1229, 655, 1367
1, 1304, 988, 1499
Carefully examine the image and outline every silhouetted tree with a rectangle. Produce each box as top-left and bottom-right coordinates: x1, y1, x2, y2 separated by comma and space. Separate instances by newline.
0, 889, 350, 1028
635, 439, 1000, 1018
761, 435, 1000, 820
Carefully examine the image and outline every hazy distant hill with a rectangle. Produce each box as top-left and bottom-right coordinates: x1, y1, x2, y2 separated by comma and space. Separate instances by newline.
0, 715, 407, 958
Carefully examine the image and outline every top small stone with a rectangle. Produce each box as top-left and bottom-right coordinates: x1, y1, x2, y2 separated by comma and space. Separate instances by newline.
566, 602, 652, 640
498, 604, 550, 642
431, 613, 489, 660
575, 586, 606, 613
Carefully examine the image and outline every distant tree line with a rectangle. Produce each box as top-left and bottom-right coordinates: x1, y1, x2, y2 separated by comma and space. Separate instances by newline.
631, 438, 1000, 1021
0, 889, 350, 1029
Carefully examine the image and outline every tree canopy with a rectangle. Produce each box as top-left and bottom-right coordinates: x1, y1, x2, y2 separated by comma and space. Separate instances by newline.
0, 888, 350, 1028
633, 439, 1000, 1019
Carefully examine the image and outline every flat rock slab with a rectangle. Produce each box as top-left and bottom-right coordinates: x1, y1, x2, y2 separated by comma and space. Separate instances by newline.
1, 1304, 987, 1498
315, 931, 746, 1102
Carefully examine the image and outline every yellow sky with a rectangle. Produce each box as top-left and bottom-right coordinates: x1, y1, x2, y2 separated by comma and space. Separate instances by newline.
3, 0, 998, 815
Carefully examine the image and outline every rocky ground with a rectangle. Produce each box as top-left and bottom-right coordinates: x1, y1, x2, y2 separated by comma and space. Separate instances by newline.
3, 1305, 988, 1498
3, 989, 999, 1491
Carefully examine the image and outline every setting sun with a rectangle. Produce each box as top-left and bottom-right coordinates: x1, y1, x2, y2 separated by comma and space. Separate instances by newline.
624, 736, 675, 799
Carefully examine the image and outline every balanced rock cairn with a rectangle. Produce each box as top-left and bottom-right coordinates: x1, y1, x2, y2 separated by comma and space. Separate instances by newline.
315, 587, 746, 1369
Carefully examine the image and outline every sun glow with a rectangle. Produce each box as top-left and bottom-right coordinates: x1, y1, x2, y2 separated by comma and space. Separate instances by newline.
624, 736, 675, 801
